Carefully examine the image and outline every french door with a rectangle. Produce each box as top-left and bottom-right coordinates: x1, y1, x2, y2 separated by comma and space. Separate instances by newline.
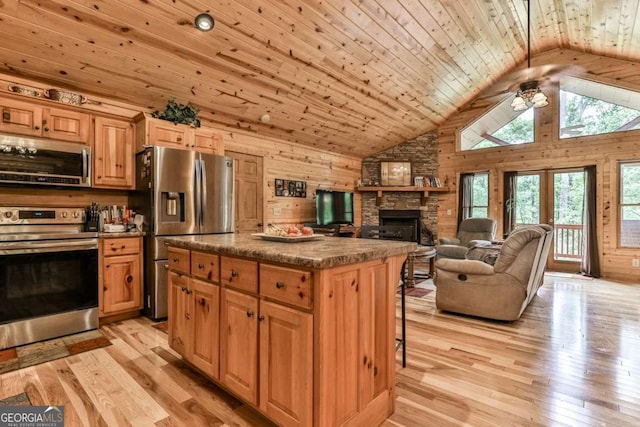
512, 169, 586, 271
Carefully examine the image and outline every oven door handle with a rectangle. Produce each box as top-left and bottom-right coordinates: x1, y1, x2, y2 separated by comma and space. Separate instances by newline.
0, 239, 98, 255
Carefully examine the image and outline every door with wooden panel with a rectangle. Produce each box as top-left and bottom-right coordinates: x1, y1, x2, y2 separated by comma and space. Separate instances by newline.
93, 117, 134, 188
193, 128, 223, 155
43, 108, 90, 143
259, 300, 312, 427
227, 151, 264, 233
148, 118, 188, 148
220, 288, 259, 405
102, 254, 142, 315
168, 272, 191, 355
0, 97, 42, 136
189, 278, 220, 379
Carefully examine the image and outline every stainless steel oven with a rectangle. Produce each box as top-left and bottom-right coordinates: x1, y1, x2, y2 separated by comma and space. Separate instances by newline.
0, 207, 98, 350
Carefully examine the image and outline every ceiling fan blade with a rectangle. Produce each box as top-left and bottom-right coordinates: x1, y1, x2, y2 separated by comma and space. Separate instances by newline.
478, 64, 585, 100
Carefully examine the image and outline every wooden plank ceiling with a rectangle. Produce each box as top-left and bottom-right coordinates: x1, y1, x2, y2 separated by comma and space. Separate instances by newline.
1, 0, 640, 157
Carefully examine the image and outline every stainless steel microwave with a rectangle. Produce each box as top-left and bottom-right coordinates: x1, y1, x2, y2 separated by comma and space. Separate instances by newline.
0, 134, 91, 187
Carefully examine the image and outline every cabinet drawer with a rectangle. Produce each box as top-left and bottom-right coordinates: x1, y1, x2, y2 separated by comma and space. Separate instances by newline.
168, 247, 191, 275
191, 251, 220, 283
260, 264, 313, 309
221, 257, 258, 293
103, 237, 140, 256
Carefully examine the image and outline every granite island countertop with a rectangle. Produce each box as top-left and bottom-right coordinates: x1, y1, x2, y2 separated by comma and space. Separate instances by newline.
164, 233, 417, 269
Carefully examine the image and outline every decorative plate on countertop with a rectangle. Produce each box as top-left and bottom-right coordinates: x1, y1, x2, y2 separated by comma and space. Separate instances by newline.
251, 233, 324, 242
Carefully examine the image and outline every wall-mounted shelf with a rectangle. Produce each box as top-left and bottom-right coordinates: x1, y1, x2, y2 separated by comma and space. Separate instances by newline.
356, 186, 450, 206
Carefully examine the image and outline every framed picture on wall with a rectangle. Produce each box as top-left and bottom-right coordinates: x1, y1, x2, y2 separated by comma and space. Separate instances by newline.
380, 162, 412, 186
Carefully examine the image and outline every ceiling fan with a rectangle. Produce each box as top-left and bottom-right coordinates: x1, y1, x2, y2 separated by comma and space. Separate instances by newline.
477, 1, 583, 104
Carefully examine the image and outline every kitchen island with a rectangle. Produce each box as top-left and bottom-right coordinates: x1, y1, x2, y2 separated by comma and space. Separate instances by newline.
164, 233, 416, 427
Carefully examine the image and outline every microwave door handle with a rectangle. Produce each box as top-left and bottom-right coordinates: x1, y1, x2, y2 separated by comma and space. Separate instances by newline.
82, 148, 89, 184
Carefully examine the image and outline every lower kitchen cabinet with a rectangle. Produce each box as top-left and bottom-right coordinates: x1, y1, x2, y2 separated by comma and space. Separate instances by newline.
220, 288, 259, 404
167, 245, 401, 427
190, 278, 220, 379
259, 300, 312, 427
99, 237, 143, 317
168, 271, 221, 379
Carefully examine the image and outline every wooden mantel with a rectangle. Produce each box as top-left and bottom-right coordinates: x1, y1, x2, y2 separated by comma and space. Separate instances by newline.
357, 186, 450, 206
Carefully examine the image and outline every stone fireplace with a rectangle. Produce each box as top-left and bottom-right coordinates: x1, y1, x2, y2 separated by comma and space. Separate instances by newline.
361, 131, 440, 243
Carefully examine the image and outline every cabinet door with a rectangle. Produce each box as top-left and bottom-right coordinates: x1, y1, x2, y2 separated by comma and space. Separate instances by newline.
259, 301, 312, 427
189, 279, 220, 379
192, 128, 223, 155
102, 254, 142, 315
0, 97, 42, 136
220, 288, 258, 405
168, 272, 191, 355
148, 119, 188, 148
43, 108, 90, 143
93, 117, 134, 188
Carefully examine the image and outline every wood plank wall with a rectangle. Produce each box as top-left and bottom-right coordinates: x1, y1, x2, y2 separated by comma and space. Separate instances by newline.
437, 48, 640, 282
222, 131, 362, 228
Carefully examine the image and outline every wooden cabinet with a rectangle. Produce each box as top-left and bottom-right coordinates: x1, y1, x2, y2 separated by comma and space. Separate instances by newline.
168, 271, 190, 355
166, 244, 401, 427
135, 114, 224, 155
259, 300, 312, 427
190, 278, 220, 379
192, 127, 224, 155
220, 288, 259, 404
0, 96, 89, 143
93, 116, 134, 189
169, 271, 221, 379
99, 237, 143, 317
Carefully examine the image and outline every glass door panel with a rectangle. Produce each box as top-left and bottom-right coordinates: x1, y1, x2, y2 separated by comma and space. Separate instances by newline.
549, 170, 585, 269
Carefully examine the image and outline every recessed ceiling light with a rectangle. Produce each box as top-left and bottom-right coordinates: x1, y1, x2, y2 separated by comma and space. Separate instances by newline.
260, 113, 271, 123
194, 13, 215, 32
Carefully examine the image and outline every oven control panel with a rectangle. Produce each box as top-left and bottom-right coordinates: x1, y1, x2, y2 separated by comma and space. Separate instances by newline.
0, 207, 86, 225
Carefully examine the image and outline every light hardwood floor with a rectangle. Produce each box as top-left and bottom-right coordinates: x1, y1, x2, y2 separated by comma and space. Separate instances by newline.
1, 274, 639, 426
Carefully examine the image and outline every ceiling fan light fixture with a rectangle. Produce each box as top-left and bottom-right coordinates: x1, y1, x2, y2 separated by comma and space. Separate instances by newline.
512, 0, 548, 111
195, 13, 215, 31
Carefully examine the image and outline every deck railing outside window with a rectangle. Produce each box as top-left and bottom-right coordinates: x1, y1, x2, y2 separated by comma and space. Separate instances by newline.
554, 224, 583, 261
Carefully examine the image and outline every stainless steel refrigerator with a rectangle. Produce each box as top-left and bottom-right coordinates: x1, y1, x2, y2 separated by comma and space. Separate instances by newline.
131, 146, 234, 319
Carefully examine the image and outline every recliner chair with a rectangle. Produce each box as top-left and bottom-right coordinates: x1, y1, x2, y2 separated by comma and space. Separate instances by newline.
436, 217, 497, 259
433, 224, 553, 321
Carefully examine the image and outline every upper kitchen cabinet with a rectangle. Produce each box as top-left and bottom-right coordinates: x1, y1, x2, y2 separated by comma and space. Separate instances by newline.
93, 116, 135, 189
135, 114, 224, 155
0, 95, 90, 143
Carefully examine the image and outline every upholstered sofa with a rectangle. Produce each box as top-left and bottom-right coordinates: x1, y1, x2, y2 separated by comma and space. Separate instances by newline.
436, 217, 497, 260
433, 224, 553, 321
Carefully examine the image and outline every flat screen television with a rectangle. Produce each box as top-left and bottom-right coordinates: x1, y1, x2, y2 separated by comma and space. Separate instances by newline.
315, 190, 354, 225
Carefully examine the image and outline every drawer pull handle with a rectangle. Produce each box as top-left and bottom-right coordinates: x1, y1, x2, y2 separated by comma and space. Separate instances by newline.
44, 127, 50, 132
199, 298, 206, 306
121, 245, 126, 249
275, 282, 285, 289
246, 310, 254, 317
231, 269, 239, 278
181, 286, 186, 292
173, 257, 179, 262
198, 263, 204, 269
2, 110, 9, 122
186, 289, 192, 295
258, 315, 265, 321
125, 274, 133, 284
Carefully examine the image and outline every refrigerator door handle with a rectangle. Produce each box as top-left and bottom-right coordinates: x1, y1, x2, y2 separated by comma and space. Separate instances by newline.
194, 158, 202, 230
200, 157, 208, 230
